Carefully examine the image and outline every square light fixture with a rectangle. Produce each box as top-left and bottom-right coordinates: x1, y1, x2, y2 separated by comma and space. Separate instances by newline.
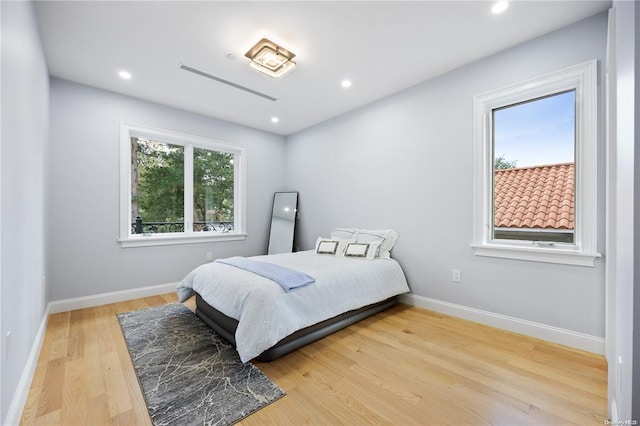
244, 38, 296, 78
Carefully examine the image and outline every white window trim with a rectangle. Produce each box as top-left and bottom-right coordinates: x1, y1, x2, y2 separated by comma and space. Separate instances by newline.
119, 122, 247, 248
471, 60, 601, 267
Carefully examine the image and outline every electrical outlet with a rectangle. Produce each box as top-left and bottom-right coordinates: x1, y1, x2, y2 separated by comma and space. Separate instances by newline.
452, 269, 462, 282
206, 252, 213, 261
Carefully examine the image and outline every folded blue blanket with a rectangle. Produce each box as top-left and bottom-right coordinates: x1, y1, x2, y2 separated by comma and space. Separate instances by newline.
215, 256, 315, 292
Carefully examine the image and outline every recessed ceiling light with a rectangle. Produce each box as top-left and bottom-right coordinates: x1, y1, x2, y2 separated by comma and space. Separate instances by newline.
271, 116, 279, 123
341, 79, 352, 89
118, 70, 132, 80
491, 1, 509, 14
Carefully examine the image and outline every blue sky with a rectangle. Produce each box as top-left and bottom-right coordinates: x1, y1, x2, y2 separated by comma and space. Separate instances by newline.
493, 90, 575, 168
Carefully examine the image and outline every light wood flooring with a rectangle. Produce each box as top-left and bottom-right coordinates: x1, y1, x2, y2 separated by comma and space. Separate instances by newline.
20, 293, 607, 425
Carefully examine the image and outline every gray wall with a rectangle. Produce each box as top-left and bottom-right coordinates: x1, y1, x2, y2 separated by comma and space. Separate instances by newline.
286, 13, 608, 338
1, 1, 49, 423
49, 78, 287, 300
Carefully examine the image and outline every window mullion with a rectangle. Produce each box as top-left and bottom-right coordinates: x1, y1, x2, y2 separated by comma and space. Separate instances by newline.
184, 144, 194, 235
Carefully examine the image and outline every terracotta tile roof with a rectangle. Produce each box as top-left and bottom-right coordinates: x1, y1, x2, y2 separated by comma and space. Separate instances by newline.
494, 163, 574, 230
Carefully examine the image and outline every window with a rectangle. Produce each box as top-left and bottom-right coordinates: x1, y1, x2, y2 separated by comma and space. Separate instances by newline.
120, 123, 246, 247
493, 90, 576, 244
472, 61, 600, 266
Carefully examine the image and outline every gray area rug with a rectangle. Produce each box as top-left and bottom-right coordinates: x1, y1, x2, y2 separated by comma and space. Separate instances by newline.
117, 303, 285, 426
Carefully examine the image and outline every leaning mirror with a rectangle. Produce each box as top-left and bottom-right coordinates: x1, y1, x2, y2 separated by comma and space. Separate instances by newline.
267, 192, 298, 254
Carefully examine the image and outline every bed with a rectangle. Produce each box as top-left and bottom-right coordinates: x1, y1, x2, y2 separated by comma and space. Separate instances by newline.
177, 229, 410, 362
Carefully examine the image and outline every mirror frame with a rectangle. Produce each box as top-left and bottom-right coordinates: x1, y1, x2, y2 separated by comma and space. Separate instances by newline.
267, 191, 298, 255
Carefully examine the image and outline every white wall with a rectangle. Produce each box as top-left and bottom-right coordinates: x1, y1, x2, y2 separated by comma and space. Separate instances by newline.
634, 1, 640, 415
607, 0, 638, 421
286, 13, 608, 338
0, 1, 49, 423
48, 78, 286, 301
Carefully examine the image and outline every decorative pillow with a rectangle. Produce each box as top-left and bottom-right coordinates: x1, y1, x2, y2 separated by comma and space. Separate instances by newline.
344, 241, 381, 261
315, 238, 340, 255
356, 229, 398, 259
315, 237, 351, 256
330, 228, 359, 241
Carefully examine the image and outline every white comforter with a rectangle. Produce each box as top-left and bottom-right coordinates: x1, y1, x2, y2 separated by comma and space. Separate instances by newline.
177, 250, 410, 362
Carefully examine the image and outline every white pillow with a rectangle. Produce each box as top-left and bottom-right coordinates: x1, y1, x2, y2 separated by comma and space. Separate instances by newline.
315, 237, 349, 256
330, 228, 359, 241
356, 229, 398, 259
344, 241, 381, 261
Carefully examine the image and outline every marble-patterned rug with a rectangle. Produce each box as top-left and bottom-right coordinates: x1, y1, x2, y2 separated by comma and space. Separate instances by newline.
117, 303, 285, 426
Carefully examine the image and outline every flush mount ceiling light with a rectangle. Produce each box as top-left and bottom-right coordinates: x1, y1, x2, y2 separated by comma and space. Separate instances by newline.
244, 38, 296, 78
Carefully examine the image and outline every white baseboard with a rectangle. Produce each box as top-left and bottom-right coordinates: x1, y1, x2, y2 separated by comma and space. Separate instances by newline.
398, 293, 605, 355
4, 304, 50, 426
48, 282, 179, 314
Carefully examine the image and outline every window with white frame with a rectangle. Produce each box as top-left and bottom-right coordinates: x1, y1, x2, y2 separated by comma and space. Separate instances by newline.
471, 61, 600, 266
120, 123, 246, 247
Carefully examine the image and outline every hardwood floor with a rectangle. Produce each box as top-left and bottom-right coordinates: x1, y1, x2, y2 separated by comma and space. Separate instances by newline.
20, 294, 607, 425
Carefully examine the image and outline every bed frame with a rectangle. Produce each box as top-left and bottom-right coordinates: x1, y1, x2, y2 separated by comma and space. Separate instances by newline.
195, 292, 397, 361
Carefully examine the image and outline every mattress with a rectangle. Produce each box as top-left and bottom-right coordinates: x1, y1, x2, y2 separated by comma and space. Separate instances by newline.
178, 250, 410, 362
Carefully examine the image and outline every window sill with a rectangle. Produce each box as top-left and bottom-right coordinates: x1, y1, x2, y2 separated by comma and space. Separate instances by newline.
120, 232, 248, 248
471, 243, 601, 267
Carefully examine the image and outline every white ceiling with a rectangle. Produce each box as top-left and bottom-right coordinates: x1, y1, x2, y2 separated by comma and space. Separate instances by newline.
35, 1, 611, 136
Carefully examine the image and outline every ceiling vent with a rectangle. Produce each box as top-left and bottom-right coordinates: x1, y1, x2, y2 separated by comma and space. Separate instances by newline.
179, 63, 278, 102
